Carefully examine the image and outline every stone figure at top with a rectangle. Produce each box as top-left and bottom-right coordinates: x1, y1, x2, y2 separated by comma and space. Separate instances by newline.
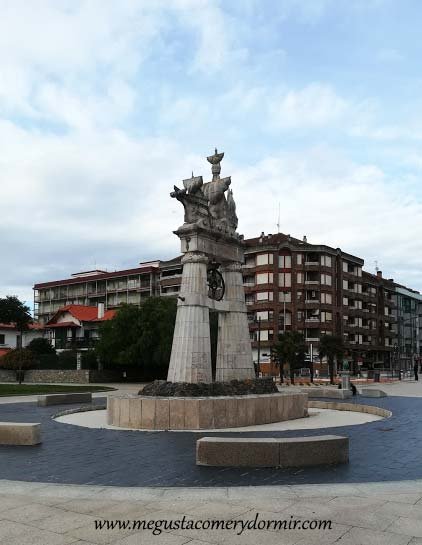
170, 149, 238, 237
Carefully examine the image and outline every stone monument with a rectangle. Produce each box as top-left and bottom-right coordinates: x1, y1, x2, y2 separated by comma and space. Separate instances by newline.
167, 149, 255, 383
107, 149, 308, 431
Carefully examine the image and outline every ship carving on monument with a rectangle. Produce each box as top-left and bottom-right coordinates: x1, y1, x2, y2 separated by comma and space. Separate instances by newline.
170, 149, 239, 237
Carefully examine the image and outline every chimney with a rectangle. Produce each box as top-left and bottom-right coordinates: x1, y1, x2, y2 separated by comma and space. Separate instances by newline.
98, 302, 105, 319
303, 236, 307, 243
377, 271, 382, 278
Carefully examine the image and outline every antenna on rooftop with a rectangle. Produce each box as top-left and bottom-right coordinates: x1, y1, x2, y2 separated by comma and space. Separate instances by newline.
276, 202, 280, 234
375, 260, 379, 273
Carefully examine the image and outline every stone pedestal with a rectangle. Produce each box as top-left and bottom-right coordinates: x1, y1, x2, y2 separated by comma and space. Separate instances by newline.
167, 252, 212, 383
216, 263, 254, 381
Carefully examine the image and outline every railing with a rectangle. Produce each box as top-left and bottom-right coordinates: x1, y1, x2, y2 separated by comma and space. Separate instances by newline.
304, 261, 319, 266
305, 299, 319, 304
304, 280, 319, 285
305, 317, 320, 322
54, 338, 98, 350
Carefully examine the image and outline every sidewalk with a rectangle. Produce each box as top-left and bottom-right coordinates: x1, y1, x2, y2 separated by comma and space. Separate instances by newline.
0, 382, 142, 404
0, 479, 421, 544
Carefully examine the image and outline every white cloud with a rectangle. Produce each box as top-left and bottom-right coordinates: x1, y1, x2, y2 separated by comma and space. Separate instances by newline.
267, 83, 350, 129
232, 146, 422, 291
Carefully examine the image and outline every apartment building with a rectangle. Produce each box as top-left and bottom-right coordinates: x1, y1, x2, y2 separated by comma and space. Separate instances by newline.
242, 232, 397, 371
395, 285, 422, 370
34, 262, 160, 324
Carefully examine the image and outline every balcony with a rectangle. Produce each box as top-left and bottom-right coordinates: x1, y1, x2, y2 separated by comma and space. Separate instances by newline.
54, 338, 98, 350
305, 317, 320, 323
304, 280, 319, 285
304, 260, 319, 266
88, 291, 106, 297
305, 299, 319, 305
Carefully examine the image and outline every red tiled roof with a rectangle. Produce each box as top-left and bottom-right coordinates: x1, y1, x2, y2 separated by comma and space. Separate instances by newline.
47, 305, 116, 326
0, 323, 43, 331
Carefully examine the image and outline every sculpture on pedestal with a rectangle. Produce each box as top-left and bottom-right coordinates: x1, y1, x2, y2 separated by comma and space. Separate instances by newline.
167, 149, 255, 384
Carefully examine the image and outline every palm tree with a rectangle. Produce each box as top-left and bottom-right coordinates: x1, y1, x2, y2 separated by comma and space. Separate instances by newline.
318, 334, 345, 385
273, 331, 306, 385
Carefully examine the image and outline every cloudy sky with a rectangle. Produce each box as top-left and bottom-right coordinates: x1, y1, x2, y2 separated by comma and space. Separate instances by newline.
2, 0, 422, 307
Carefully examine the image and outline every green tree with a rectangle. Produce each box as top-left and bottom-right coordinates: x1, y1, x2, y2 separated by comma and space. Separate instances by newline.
2, 348, 35, 383
0, 296, 32, 349
28, 338, 55, 355
96, 297, 177, 380
273, 331, 306, 385
319, 334, 345, 385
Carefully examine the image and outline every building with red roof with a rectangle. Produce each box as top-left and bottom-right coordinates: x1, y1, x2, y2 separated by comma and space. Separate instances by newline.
45, 303, 116, 351
0, 322, 45, 357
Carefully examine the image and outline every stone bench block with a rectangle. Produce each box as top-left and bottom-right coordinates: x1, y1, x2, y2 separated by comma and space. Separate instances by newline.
359, 389, 387, 398
278, 435, 349, 467
196, 435, 348, 468
0, 422, 41, 445
306, 388, 352, 400
197, 437, 280, 467
38, 393, 92, 406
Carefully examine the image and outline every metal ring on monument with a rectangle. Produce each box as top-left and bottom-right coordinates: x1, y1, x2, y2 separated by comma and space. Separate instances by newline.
207, 267, 225, 301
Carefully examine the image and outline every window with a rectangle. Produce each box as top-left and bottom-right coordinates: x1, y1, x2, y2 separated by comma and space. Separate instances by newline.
343, 297, 348, 306
297, 272, 303, 284
258, 329, 274, 342
296, 253, 303, 265
321, 273, 332, 286
256, 291, 273, 302
279, 273, 291, 287
0, 334, 4, 345
343, 279, 348, 289
279, 291, 291, 302
321, 311, 332, 322
278, 255, 292, 268
321, 255, 332, 267
256, 310, 273, 321
342, 261, 348, 273
256, 272, 273, 284
256, 253, 273, 266
297, 311, 304, 321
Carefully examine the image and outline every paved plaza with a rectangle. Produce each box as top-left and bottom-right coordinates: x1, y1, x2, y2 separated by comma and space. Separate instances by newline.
0, 380, 421, 544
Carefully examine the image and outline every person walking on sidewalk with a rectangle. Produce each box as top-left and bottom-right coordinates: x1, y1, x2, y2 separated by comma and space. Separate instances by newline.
414, 359, 419, 381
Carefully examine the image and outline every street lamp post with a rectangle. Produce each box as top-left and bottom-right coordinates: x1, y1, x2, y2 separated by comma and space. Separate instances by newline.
256, 317, 261, 378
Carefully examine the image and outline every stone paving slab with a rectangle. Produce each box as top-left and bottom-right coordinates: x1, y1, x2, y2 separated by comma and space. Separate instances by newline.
0, 479, 422, 544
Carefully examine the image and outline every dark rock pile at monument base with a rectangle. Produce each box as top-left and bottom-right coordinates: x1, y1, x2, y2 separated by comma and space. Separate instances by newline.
140, 378, 277, 397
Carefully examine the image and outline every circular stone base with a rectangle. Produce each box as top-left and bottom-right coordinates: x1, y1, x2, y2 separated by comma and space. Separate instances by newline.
107, 392, 308, 430
55, 407, 384, 431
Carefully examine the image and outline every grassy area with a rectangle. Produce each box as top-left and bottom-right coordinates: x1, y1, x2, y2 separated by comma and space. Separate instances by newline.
0, 384, 116, 396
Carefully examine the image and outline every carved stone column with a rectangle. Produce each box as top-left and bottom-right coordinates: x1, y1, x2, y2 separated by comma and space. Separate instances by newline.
216, 262, 255, 381
167, 252, 212, 383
